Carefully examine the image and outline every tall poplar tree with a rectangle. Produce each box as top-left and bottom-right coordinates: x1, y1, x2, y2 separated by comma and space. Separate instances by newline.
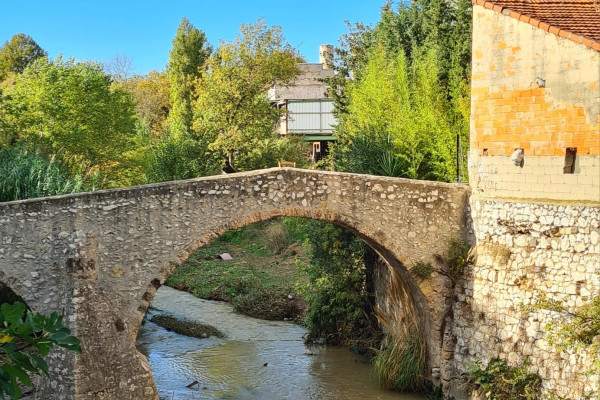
166, 18, 211, 138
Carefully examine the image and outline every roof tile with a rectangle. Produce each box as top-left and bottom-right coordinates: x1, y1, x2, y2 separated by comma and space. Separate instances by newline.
474, 0, 600, 51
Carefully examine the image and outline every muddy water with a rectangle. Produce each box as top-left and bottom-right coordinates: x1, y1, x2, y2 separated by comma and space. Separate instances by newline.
136, 286, 425, 400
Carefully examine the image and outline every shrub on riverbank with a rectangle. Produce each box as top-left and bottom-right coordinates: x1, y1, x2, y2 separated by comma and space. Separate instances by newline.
465, 357, 541, 400
297, 221, 381, 353
166, 218, 309, 321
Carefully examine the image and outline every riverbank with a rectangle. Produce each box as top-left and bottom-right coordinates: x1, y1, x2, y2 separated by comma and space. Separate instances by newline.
166, 218, 309, 321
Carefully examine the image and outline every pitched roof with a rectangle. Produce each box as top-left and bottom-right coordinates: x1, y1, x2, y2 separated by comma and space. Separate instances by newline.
473, 0, 600, 51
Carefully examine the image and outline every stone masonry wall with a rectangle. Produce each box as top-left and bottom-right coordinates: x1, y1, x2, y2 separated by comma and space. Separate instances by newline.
453, 199, 599, 398
0, 168, 471, 399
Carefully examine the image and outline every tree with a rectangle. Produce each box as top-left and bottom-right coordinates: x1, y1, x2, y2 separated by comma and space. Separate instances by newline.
0, 57, 142, 188
297, 221, 380, 351
104, 54, 134, 83
0, 34, 47, 80
167, 18, 212, 138
192, 19, 303, 171
327, 0, 471, 182
121, 71, 171, 138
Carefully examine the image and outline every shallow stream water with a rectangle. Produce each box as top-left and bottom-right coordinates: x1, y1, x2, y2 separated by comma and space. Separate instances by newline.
136, 286, 425, 400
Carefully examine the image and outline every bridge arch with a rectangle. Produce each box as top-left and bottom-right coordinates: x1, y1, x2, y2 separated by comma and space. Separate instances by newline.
0, 168, 471, 399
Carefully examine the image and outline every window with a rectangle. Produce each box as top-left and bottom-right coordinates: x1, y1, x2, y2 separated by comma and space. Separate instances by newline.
564, 147, 577, 174
287, 100, 335, 134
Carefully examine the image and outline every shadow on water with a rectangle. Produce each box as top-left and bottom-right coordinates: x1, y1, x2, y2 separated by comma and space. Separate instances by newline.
136, 286, 425, 400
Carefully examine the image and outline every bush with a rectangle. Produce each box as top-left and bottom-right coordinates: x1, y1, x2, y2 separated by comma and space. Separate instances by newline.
466, 357, 541, 400
297, 221, 380, 351
263, 221, 293, 254
232, 286, 305, 321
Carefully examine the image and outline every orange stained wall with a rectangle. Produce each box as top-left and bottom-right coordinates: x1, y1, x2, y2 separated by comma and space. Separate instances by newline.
470, 6, 600, 157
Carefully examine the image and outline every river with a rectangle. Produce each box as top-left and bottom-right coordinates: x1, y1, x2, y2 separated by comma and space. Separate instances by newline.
136, 286, 426, 400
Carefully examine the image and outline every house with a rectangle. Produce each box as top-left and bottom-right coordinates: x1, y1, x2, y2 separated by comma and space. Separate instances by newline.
454, 1, 600, 398
269, 45, 337, 162
469, 0, 599, 201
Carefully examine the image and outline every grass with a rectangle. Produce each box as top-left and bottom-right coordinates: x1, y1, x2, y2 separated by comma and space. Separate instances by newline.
0, 146, 82, 202
166, 218, 309, 321
372, 330, 426, 392
372, 264, 426, 392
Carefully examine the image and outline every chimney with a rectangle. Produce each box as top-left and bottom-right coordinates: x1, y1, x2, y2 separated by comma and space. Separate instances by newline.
319, 44, 334, 69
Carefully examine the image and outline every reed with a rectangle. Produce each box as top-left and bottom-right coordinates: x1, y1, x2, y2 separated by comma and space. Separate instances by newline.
0, 146, 82, 202
372, 264, 426, 392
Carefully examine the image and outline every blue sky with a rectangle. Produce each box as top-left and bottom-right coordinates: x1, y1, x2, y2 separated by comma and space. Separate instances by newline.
0, 1, 384, 75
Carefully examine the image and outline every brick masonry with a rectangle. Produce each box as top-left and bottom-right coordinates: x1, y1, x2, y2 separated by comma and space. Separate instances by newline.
469, 5, 600, 202
0, 168, 471, 399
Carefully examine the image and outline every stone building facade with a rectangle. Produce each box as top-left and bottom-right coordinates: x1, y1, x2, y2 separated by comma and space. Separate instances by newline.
453, 1, 600, 398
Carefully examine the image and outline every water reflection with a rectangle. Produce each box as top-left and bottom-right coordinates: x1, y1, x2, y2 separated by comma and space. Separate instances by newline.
137, 286, 425, 400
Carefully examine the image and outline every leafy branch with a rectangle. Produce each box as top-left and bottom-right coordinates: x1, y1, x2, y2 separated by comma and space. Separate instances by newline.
0, 302, 81, 399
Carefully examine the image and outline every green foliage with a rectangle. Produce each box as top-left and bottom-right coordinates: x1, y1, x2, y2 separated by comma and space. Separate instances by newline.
119, 70, 171, 138
435, 240, 474, 286
166, 219, 309, 321
297, 222, 380, 351
372, 331, 426, 392
524, 296, 600, 379
411, 262, 434, 279
0, 146, 82, 202
0, 34, 47, 80
192, 19, 303, 171
466, 357, 541, 400
145, 133, 220, 182
167, 18, 212, 138
327, 0, 471, 183
0, 57, 141, 188
0, 302, 81, 400
332, 43, 464, 182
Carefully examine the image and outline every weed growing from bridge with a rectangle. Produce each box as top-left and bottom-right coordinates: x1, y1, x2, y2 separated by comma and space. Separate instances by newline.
435, 240, 475, 287
522, 295, 600, 399
411, 262, 434, 279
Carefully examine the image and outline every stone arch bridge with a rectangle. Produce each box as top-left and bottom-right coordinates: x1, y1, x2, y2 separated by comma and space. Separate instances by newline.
0, 168, 471, 399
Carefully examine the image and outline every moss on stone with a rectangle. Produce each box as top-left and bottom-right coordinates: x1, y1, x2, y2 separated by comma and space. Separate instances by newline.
150, 315, 224, 339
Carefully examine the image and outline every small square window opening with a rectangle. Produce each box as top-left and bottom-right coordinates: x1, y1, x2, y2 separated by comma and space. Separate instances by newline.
564, 147, 577, 174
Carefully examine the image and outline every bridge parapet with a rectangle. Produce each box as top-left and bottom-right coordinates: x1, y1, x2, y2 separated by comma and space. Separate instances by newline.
0, 168, 471, 399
